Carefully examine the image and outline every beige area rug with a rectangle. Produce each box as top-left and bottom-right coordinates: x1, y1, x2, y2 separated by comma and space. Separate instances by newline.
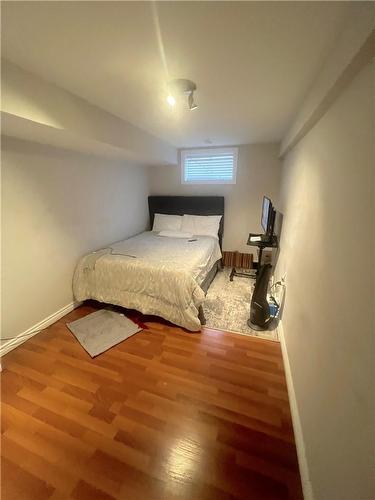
203, 267, 278, 341
67, 309, 142, 357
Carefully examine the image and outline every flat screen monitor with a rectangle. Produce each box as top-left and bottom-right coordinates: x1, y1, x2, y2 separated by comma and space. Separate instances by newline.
261, 196, 272, 233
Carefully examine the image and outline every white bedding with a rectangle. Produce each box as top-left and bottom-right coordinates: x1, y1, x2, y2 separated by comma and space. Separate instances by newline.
73, 231, 222, 331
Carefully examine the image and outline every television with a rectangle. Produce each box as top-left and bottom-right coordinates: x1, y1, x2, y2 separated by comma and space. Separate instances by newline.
261, 196, 275, 236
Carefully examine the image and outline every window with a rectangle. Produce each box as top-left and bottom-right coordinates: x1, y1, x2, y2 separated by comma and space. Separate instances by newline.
181, 147, 238, 184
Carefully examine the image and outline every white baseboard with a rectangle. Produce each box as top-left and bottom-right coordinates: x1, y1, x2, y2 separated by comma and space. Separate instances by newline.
0, 300, 82, 357
277, 321, 314, 500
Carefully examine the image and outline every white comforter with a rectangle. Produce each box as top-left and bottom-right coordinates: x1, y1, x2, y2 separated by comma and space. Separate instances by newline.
73, 231, 222, 331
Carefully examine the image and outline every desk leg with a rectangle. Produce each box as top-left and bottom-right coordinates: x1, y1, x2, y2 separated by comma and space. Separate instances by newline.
229, 267, 236, 281
256, 247, 264, 276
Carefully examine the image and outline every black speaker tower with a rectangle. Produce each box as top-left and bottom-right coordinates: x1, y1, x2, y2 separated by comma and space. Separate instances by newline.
248, 263, 273, 330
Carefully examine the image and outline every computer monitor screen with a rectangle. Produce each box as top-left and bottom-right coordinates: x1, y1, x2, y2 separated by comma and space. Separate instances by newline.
261, 196, 272, 233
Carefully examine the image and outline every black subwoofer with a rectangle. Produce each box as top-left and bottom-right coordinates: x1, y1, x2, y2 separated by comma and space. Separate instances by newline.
248, 263, 273, 331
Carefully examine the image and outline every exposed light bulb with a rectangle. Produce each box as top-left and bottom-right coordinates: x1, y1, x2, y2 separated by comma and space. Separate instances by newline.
167, 94, 176, 106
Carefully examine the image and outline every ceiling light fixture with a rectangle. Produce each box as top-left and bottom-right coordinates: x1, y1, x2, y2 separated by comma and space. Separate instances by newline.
188, 91, 198, 111
167, 78, 198, 111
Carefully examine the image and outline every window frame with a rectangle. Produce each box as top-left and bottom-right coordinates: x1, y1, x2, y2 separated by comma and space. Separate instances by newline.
180, 147, 238, 185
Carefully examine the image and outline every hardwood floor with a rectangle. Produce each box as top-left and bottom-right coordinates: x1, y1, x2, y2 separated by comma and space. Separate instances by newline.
1, 303, 303, 500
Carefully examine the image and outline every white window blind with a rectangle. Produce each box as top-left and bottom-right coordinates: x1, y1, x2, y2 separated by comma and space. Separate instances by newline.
181, 148, 238, 184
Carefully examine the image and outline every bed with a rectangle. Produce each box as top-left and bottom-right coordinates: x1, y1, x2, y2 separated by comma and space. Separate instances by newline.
73, 196, 224, 331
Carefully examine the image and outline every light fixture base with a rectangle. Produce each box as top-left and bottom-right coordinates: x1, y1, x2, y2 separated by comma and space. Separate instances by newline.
169, 78, 197, 94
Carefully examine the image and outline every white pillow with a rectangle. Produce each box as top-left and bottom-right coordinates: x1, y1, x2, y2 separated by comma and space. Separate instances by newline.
152, 213, 182, 232
158, 230, 194, 239
181, 214, 222, 239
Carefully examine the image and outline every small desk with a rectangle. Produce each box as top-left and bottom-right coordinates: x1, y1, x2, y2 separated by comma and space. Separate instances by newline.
247, 233, 278, 275
229, 233, 278, 281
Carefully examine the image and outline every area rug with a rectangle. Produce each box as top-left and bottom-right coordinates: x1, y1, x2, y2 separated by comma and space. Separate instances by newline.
66, 309, 142, 357
203, 268, 278, 341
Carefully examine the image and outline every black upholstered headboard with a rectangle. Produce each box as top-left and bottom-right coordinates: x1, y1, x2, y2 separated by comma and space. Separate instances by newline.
148, 196, 225, 249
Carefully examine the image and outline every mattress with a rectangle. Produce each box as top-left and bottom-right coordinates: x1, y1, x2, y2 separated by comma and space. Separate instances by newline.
73, 231, 222, 331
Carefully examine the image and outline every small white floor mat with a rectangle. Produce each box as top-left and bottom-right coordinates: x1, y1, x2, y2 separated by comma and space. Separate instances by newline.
203, 268, 278, 341
67, 309, 142, 357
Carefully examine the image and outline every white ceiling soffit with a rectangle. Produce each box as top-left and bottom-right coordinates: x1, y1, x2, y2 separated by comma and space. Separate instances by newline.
281, 4, 375, 156
1, 61, 177, 166
1, 112, 156, 164
2, 1, 362, 148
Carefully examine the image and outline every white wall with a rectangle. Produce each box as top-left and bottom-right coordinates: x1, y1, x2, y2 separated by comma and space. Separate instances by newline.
276, 61, 374, 500
1, 137, 150, 340
149, 144, 281, 254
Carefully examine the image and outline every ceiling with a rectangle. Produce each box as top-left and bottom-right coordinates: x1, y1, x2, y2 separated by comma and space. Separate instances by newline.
2, 1, 360, 148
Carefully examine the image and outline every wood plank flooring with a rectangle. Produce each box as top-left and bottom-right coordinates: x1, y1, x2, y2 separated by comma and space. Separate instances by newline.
1, 303, 303, 500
